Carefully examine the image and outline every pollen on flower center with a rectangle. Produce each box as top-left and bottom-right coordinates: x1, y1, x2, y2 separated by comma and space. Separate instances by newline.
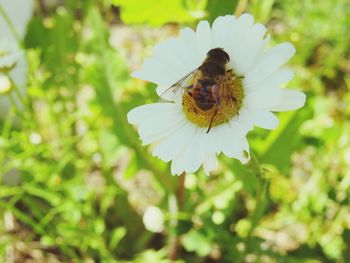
182, 72, 244, 128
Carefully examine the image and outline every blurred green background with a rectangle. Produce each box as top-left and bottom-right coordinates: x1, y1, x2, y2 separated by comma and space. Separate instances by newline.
1, 0, 350, 262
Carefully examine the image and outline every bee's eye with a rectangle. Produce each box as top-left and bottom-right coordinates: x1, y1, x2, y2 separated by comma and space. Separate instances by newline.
222, 52, 230, 62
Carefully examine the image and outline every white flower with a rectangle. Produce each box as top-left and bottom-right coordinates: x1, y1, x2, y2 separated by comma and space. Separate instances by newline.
0, 0, 35, 41
128, 14, 306, 175
0, 0, 34, 118
0, 38, 22, 70
0, 73, 12, 94
143, 206, 165, 233
29, 132, 42, 145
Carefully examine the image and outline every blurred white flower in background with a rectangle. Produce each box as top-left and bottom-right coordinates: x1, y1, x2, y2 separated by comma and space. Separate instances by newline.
0, 0, 34, 40
0, 0, 34, 116
143, 206, 165, 233
29, 132, 42, 145
0, 38, 22, 70
0, 73, 12, 94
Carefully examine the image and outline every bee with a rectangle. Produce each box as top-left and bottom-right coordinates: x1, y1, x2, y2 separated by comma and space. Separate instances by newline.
163, 48, 243, 133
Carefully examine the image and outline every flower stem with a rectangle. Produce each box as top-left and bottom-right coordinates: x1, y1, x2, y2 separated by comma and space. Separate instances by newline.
244, 153, 270, 254
11, 81, 26, 107
1, 108, 15, 139
168, 172, 186, 260
176, 172, 186, 208
8, 94, 22, 117
234, 0, 248, 16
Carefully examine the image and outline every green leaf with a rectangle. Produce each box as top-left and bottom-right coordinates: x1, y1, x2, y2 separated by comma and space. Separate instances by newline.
195, 178, 242, 214
109, 227, 127, 250
112, 0, 205, 26
205, 0, 238, 23
252, 105, 312, 172
23, 184, 61, 206
182, 230, 212, 257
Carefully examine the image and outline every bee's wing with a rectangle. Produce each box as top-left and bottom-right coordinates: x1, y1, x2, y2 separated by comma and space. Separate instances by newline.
159, 68, 199, 100
216, 72, 241, 117
204, 73, 239, 133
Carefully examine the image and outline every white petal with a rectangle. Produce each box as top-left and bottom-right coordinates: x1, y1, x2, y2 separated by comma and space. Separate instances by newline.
227, 123, 251, 163
183, 130, 208, 173
154, 29, 204, 101
247, 33, 271, 70
150, 30, 203, 101
128, 103, 187, 145
156, 35, 200, 76
171, 129, 207, 175
127, 103, 179, 125
201, 125, 222, 154
0, 0, 34, 40
132, 28, 200, 88
156, 83, 184, 101
227, 13, 255, 74
138, 113, 186, 145
153, 38, 188, 76
244, 110, 279, 129
212, 15, 236, 51
0, 39, 22, 68
195, 20, 213, 60
0, 52, 21, 68
245, 68, 294, 93
153, 122, 196, 164
238, 135, 250, 162
212, 14, 269, 74
244, 88, 306, 112
178, 28, 202, 70
244, 88, 284, 110
269, 89, 306, 112
236, 23, 267, 74
203, 154, 218, 175
0, 73, 11, 93
134, 31, 201, 90
229, 114, 254, 138
244, 43, 295, 87
132, 57, 176, 85
216, 124, 247, 163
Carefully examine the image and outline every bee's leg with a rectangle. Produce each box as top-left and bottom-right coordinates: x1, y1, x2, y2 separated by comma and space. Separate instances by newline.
185, 84, 193, 90
185, 85, 193, 96
206, 107, 219, 133
235, 98, 240, 117
227, 69, 244, 79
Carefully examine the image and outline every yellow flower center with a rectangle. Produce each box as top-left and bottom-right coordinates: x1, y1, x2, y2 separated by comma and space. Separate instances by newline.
182, 72, 244, 128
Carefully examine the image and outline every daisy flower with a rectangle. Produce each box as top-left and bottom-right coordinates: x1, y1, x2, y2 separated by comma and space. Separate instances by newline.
0, 0, 35, 41
143, 206, 165, 233
0, 73, 12, 94
128, 14, 306, 175
0, 39, 22, 71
